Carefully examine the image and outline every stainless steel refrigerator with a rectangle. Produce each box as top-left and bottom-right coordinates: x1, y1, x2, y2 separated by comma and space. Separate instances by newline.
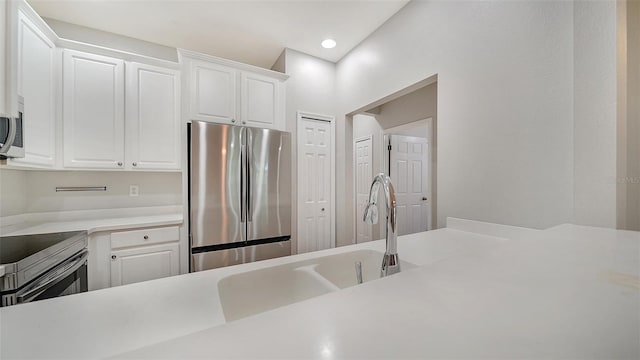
188, 121, 291, 272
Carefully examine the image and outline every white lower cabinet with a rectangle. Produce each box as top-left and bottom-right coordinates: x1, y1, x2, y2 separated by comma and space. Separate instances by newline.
110, 242, 180, 287
110, 226, 180, 287
88, 226, 181, 290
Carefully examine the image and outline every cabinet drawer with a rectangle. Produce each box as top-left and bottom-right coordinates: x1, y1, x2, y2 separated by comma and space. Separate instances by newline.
111, 226, 179, 249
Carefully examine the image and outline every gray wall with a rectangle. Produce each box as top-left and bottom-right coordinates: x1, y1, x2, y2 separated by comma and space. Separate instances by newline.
272, 48, 337, 254
336, 0, 577, 248
0, 170, 181, 217
573, 1, 618, 228
0, 169, 27, 217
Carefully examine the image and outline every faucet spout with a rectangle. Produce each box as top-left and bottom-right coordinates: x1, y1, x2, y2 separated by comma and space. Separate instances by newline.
363, 173, 400, 277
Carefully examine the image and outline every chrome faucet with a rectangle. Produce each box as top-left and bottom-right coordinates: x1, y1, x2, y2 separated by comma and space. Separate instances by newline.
363, 173, 400, 277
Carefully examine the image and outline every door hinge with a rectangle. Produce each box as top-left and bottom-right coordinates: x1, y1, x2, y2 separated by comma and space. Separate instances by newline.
387, 144, 392, 151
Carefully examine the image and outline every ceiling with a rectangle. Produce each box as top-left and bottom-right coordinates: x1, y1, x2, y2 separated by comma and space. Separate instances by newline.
27, 0, 410, 69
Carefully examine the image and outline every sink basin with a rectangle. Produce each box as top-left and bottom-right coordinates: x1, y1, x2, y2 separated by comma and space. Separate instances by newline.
313, 249, 417, 289
217, 262, 337, 322
217, 249, 417, 321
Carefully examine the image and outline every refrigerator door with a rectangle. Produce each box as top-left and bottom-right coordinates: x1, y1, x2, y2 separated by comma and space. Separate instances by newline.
191, 240, 291, 271
247, 127, 291, 241
190, 121, 245, 248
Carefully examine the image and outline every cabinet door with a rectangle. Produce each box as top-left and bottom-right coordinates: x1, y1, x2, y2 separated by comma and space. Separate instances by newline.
125, 63, 181, 170
63, 49, 125, 169
189, 60, 237, 124
110, 242, 179, 287
240, 72, 280, 129
11, 10, 56, 167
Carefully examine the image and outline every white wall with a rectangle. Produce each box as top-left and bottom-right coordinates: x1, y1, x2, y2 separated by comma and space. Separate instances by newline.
22, 171, 182, 213
336, 0, 576, 245
0, 0, 6, 116
0, 169, 27, 217
573, 1, 618, 228
273, 48, 336, 253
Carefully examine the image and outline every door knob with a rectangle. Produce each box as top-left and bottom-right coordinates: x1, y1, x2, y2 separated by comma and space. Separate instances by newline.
422, 197, 428, 201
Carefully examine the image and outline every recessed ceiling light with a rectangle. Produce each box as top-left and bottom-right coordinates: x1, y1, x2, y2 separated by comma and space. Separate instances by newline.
321, 39, 336, 49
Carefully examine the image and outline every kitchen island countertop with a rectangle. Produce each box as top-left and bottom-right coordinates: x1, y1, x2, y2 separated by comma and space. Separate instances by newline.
1, 221, 638, 359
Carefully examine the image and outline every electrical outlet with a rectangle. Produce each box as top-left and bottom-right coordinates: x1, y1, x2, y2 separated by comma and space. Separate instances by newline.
129, 185, 139, 197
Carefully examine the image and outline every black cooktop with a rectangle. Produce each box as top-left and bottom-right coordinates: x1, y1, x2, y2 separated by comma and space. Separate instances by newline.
0, 231, 86, 264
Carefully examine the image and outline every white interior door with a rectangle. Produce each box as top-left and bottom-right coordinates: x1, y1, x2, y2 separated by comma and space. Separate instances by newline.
355, 136, 373, 243
298, 116, 333, 253
388, 135, 430, 235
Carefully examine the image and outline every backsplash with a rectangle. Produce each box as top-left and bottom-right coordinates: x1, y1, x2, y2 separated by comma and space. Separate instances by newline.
0, 169, 28, 217
0, 170, 182, 217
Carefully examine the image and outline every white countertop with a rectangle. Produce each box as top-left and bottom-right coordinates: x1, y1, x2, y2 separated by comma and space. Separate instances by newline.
0, 226, 506, 359
1, 213, 183, 237
0, 206, 184, 237
1, 222, 638, 359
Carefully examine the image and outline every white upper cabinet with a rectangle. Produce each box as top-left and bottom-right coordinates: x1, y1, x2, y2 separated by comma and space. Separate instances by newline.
0, 1, 7, 116
125, 63, 181, 170
189, 59, 237, 124
10, 10, 56, 167
63, 49, 125, 169
240, 72, 282, 129
182, 50, 287, 130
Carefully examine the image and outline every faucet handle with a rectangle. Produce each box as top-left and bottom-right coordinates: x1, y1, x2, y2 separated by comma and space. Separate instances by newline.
355, 261, 363, 284
363, 203, 379, 224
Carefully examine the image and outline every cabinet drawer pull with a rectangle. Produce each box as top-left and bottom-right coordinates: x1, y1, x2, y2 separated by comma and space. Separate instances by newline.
143, 235, 149, 240
111, 255, 117, 260
117, 162, 123, 167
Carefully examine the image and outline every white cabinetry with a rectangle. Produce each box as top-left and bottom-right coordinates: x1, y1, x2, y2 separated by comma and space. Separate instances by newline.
189, 60, 237, 124
110, 226, 180, 287
1, 0, 7, 116
62, 50, 181, 171
241, 72, 282, 129
63, 49, 125, 169
183, 50, 287, 130
10, 10, 56, 167
125, 63, 181, 170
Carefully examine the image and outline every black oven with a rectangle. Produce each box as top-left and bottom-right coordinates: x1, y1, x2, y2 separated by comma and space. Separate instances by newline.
0, 231, 88, 307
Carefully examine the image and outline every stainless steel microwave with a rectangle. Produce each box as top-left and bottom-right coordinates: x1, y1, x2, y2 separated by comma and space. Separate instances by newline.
0, 95, 24, 159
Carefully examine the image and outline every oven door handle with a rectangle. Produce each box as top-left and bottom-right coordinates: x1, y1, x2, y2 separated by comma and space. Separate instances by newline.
15, 250, 88, 304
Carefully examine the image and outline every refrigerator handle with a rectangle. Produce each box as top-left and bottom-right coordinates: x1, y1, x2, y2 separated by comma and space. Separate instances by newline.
240, 129, 247, 223
247, 128, 253, 222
